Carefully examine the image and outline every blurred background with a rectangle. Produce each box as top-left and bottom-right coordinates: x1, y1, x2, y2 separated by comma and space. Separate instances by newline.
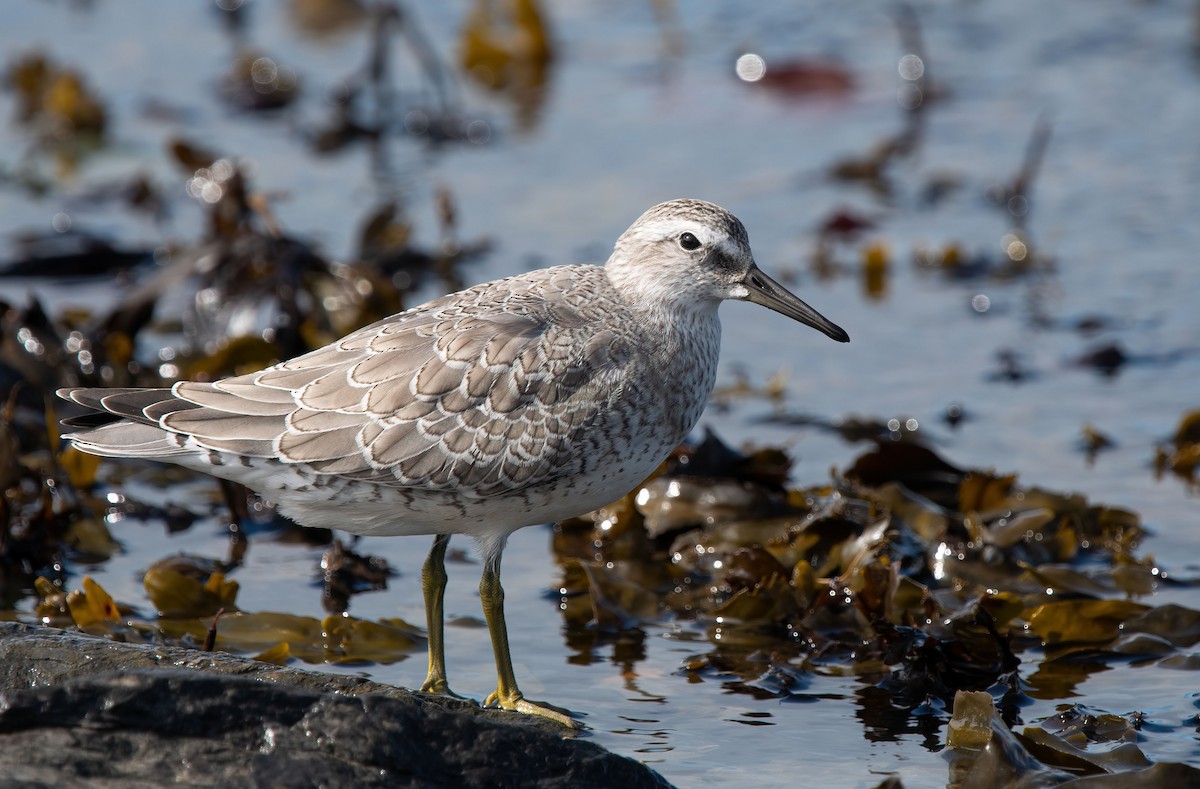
2, 1, 1199, 785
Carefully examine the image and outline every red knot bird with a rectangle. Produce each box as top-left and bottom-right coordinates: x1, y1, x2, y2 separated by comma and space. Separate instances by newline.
58, 198, 849, 727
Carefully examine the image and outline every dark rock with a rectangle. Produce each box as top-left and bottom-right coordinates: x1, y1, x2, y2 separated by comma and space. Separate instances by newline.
0, 622, 673, 788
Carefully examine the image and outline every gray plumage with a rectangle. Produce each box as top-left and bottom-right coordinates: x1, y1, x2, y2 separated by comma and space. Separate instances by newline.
57, 199, 848, 725
60, 199, 844, 544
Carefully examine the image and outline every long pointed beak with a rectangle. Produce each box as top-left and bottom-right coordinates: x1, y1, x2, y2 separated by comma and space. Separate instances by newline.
741, 265, 850, 343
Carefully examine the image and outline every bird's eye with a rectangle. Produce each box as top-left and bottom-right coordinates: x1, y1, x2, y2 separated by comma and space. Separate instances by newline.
679, 232, 701, 251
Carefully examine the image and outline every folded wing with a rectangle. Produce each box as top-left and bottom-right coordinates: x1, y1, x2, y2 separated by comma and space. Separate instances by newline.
60, 299, 629, 497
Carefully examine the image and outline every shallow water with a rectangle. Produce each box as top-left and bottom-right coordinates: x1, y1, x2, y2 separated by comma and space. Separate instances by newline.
3, 1, 1200, 786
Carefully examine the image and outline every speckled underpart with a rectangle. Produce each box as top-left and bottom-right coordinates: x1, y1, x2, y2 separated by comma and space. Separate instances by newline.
57, 198, 848, 724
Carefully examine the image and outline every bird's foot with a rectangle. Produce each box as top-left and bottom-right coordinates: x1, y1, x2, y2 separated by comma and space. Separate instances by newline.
484, 688, 579, 729
420, 675, 468, 700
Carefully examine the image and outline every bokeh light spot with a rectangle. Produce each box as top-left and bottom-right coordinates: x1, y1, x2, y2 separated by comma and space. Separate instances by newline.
1003, 234, 1028, 261
898, 54, 925, 81
735, 53, 766, 83
466, 120, 491, 145
251, 58, 278, 86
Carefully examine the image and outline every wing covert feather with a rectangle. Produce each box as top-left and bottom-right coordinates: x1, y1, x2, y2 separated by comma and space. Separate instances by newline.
65, 268, 633, 497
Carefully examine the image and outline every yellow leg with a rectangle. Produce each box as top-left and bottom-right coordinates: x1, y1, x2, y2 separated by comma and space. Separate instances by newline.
479, 552, 578, 728
419, 534, 462, 697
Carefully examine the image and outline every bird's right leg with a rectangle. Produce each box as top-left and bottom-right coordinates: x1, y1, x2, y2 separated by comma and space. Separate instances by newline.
419, 534, 461, 696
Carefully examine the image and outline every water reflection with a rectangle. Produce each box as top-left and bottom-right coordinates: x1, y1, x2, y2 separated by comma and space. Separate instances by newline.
459, 0, 554, 132
545, 427, 1184, 769
856, 685, 946, 750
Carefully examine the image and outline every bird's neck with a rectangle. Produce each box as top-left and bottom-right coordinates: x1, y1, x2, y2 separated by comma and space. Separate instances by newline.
600, 262, 723, 440
616, 275, 723, 375
641, 300, 722, 443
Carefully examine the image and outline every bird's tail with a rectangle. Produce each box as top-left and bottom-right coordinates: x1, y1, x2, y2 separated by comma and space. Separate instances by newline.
57, 387, 193, 459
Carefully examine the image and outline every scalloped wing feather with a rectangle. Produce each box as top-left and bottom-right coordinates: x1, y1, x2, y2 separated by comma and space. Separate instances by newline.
59, 272, 633, 498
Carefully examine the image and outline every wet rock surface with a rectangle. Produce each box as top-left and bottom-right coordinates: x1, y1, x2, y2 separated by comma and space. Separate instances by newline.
0, 622, 672, 788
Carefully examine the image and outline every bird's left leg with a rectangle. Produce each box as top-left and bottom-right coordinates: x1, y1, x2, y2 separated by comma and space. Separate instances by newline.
479, 549, 578, 728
